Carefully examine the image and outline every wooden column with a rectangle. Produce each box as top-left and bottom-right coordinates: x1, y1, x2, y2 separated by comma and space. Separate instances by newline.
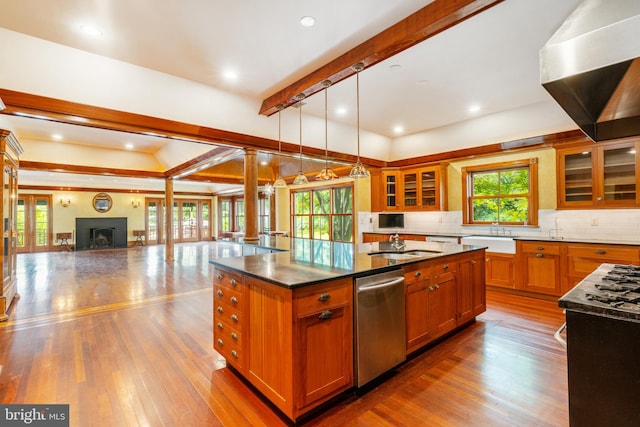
165, 178, 174, 262
244, 148, 259, 241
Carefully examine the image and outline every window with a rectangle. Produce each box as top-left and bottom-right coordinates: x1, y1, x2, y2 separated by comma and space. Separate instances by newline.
291, 184, 353, 242
235, 200, 245, 232
462, 159, 538, 225
220, 200, 231, 232
259, 197, 271, 234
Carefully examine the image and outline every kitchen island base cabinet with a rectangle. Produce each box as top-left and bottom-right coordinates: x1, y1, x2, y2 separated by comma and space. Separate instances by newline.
214, 269, 353, 422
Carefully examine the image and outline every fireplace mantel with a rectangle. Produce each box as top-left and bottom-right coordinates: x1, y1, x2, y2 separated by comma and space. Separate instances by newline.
75, 217, 128, 250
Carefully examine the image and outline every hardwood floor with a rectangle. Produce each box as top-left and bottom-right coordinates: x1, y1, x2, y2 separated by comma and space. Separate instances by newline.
0, 243, 569, 426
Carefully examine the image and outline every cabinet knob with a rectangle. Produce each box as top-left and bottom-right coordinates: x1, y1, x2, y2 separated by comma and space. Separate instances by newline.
230, 279, 238, 286
231, 332, 238, 341
231, 314, 239, 323
443, 264, 449, 270
537, 246, 544, 250
471, 260, 476, 265
216, 306, 224, 314
318, 293, 331, 302
230, 296, 239, 305
231, 350, 239, 359
318, 310, 333, 320
596, 250, 606, 255
414, 271, 421, 277
435, 284, 440, 290
216, 290, 223, 297
536, 253, 544, 258
216, 273, 223, 280
217, 338, 223, 346
216, 322, 223, 330
428, 286, 434, 292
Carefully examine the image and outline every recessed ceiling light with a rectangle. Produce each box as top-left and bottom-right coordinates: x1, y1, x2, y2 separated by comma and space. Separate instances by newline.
223, 70, 238, 82
79, 24, 103, 38
393, 126, 405, 134
300, 16, 315, 27
125, 143, 134, 150
389, 64, 402, 71
468, 105, 481, 113
52, 133, 63, 140
335, 107, 347, 116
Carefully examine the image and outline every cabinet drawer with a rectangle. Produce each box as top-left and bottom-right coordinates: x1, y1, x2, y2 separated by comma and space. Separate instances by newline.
214, 300, 243, 327
520, 241, 561, 255
566, 244, 640, 262
433, 259, 455, 277
404, 266, 433, 286
214, 268, 242, 290
295, 278, 352, 316
214, 318, 243, 368
214, 284, 243, 307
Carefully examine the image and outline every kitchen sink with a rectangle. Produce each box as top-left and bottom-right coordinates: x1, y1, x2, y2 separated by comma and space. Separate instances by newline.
368, 249, 442, 260
460, 236, 516, 254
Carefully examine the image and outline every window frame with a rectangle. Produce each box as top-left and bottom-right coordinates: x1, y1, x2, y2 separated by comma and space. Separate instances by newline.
290, 183, 354, 242
461, 158, 538, 226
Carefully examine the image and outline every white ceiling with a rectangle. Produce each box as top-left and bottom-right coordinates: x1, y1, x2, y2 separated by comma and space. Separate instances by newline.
0, 0, 583, 191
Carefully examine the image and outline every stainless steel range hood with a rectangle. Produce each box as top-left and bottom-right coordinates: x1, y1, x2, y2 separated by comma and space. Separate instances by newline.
540, 0, 640, 142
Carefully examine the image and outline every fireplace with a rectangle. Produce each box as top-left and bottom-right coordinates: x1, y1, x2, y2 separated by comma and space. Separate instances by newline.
76, 217, 127, 250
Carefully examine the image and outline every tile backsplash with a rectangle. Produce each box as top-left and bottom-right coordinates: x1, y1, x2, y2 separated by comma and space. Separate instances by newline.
361, 209, 640, 243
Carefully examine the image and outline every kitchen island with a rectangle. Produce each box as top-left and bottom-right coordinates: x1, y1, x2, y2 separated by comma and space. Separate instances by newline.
210, 237, 486, 422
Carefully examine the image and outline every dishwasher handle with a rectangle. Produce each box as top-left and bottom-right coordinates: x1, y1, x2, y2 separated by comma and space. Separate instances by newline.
358, 276, 404, 293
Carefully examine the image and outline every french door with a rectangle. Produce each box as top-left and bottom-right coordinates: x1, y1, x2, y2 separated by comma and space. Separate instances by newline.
16, 194, 52, 253
146, 198, 211, 244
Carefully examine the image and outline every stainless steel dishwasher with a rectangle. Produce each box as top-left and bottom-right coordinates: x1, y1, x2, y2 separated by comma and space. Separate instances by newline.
355, 269, 406, 387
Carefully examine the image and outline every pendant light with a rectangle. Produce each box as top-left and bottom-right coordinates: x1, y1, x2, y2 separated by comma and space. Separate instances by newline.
316, 80, 339, 181
293, 94, 309, 185
272, 104, 288, 188
349, 62, 370, 178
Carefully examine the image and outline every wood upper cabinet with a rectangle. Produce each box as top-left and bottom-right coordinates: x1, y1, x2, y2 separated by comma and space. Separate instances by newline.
557, 139, 640, 209
516, 241, 563, 296
372, 164, 447, 212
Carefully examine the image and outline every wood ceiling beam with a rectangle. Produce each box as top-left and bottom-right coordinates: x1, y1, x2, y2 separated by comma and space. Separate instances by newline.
259, 0, 505, 116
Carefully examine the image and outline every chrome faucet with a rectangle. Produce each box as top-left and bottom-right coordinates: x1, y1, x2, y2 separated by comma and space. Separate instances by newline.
389, 232, 405, 250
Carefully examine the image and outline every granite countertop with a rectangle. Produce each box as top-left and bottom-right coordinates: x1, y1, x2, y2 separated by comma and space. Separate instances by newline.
366, 231, 470, 238
210, 237, 484, 288
559, 264, 640, 323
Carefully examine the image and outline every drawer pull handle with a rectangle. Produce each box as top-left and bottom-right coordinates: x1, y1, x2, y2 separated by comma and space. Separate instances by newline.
596, 250, 606, 255
216, 306, 224, 314
231, 350, 239, 359
318, 310, 333, 320
231, 332, 238, 341
434, 284, 440, 290
231, 314, 239, 323
230, 279, 238, 286
471, 260, 476, 265
428, 286, 434, 292
217, 338, 223, 346
537, 246, 544, 250
318, 293, 331, 302
216, 273, 223, 280
443, 264, 449, 270
216, 322, 223, 330
414, 271, 422, 277
230, 296, 239, 304
536, 253, 544, 258
216, 290, 223, 297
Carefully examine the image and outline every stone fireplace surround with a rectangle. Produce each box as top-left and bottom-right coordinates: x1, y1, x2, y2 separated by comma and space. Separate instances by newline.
75, 217, 128, 250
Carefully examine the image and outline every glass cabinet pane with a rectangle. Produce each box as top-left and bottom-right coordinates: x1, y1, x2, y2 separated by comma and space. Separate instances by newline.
384, 174, 397, 208
603, 146, 636, 201
403, 173, 417, 207
421, 170, 436, 207
564, 151, 593, 202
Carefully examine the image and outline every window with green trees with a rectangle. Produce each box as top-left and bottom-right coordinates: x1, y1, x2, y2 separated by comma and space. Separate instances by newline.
462, 158, 538, 225
291, 184, 353, 242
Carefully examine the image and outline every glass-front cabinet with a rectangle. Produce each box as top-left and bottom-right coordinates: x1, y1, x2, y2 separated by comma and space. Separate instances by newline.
0, 130, 23, 322
381, 170, 401, 211
401, 165, 447, 211
557, 140, 640, 209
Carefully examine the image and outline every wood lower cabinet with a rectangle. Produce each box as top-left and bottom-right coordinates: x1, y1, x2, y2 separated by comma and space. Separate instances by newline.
485, 252, 515, 289
404, 251, 486, 355
516, 241, 563, 296
213, 269, 353, 421
565, 243, 640, 289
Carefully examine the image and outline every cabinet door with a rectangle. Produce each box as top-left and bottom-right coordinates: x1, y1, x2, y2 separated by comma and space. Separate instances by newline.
296, 305, 352, 409
600, 142, 639, 207
459, 252, 486, 318
486, 252, 514, 288
519, 252, 562, 296
402, 171, 418, 209
382, 171, 401, 210
557, 147, 595, 208
429, 274, 457, 338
